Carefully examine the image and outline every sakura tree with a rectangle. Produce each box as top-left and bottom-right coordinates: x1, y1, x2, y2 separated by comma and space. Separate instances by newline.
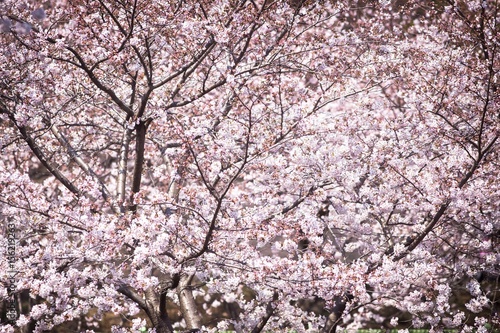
0, 0, 498, 332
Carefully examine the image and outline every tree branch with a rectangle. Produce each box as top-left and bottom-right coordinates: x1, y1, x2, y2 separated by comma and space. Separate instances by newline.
49, 123, 114, 206
117, 284, 147, 311
321, 295, 350, 333
1, 103, 80, 195
251, 292, 277, 333
64, 46, 135, 118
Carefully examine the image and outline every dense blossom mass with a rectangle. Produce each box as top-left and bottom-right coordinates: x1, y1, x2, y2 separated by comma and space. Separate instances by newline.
0, 0, 499, 332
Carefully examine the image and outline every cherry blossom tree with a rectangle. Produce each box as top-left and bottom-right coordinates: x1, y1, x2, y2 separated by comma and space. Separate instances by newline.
0, 0, 498, 332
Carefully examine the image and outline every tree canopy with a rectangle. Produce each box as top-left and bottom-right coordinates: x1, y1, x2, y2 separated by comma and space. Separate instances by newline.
0, 0, 499, 332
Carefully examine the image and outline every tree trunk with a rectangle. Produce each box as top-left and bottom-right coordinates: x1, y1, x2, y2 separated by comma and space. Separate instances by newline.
177, 273, 202, 330
143, 287, 174, 333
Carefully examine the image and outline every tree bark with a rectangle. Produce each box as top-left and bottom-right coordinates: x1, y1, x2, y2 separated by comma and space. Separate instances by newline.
119, 284, 174, 333
177, 273, 202, 330
117, 126, 132, 212
145, 287, 175, 333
